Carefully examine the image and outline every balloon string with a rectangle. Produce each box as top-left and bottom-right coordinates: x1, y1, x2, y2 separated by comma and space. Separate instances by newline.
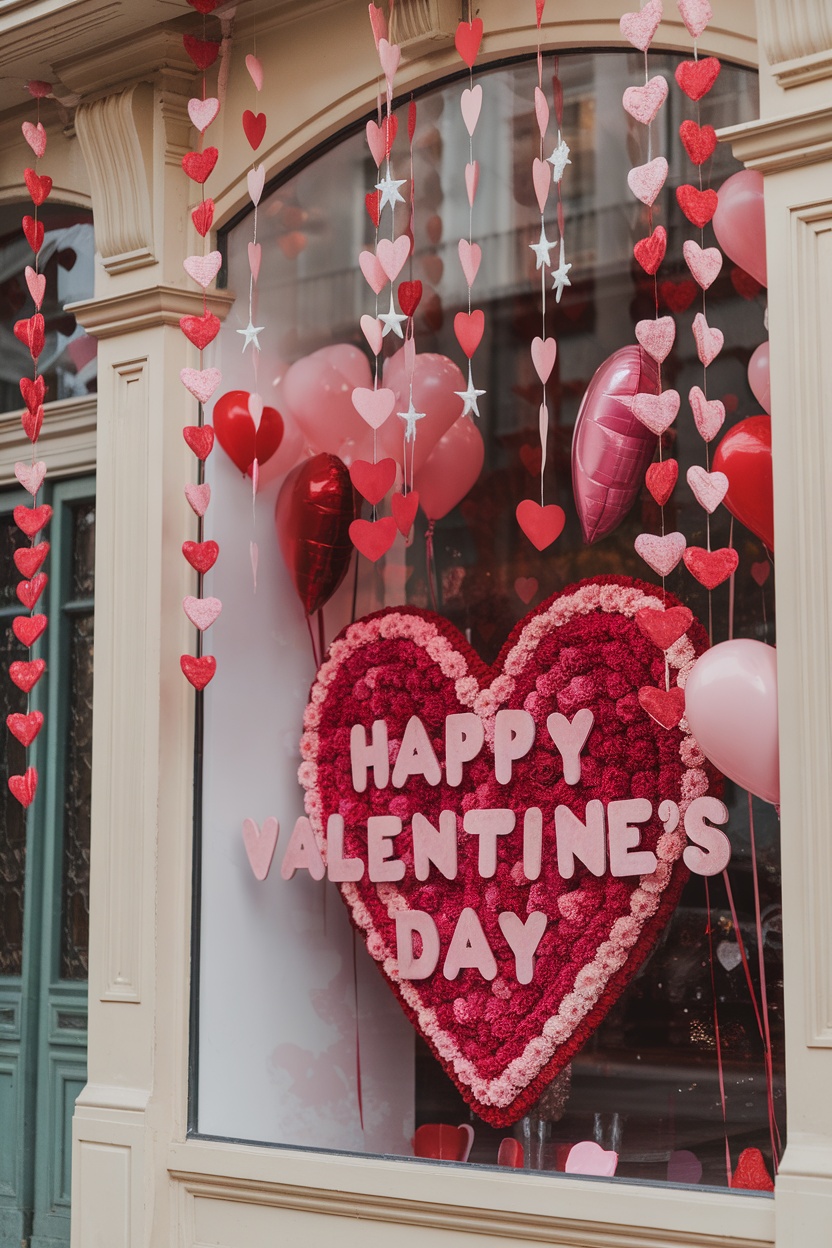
317, 605, 326, 663
748, 790, 783, 1167
727, 517, 735, 640
352, 929, 365, 1133
425, 521, 438, 611
350, 549, 360, 624
305, 614, 319, 667
705, 877, 733, 1185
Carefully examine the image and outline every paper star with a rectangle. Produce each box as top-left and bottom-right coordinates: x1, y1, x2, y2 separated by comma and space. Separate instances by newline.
454, 366, 486, 418
379, 292, 407, 338
547, 137, 571, 183
529, 224, 555, 270
375, 171, 407, 210
237, 319, 264, 352
397, 396, 426, 442
551, 245, 572, 303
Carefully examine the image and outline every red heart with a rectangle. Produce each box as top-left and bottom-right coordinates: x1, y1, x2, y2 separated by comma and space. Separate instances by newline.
242, 110, 267, 150
633, 226, 667, 275
730, 1147, 774, 1192
192, 199, 215, 237
22, 215, 44, 253
349, 516, 397, 561
14, 542, 49, 577
8, 767, 38, 808
683, 546, 739, 589
679, 120, 717, 165
180, 312, 221, 350
519, 445, 543, 476
454, 309, 485, 358
455, 17, 483, 67
392, 490, 419, 536
13, 614, 47, 646
182, 540, 220, 573
638, 685, 685, 730
659, 279, 698, 314
187, 0, 222, 10
712, 415, 773, 550
635, 605, 694, 651
24, 168, 52, 206
365, 191, 380, 228
302, 576, 714, 1125
182, 35, 220, 69
398, 280, 423, 317
6, 710, 44, 747
182, 148, 218, 184
17, 572, 47, 609
212, 391, 284, 475
730, 267, 763, 301
645, 459, 678, 506
14, 504, 52, 537
516, 500, 565, 550
750, 560, 770, 587
14, 314, 45, 362
183, 425, 216, 460
349, 458, 397, 506
20, 375, 46, 412
9, 659, 46, 692
675, 56, 721, 101
181, 654, 217, 690
676, 185, 718, 228
21, 405, 44, 443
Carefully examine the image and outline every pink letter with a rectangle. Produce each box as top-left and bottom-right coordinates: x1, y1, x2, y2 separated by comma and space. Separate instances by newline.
546, 708, 594, 785
498, 911, 547, 984
607, 798, 656, 877
412, 811, 458, 880
326, 813, 364, 881
443, 908, 497, 981
445, 712, 484, 786
392, 715, 441, 788
350, 719, 389, 792
556, 800, 606, 879
683, 796, 731, 876
494, 709, 535, 783
523, 807, 542, 881
395, 911, 440, 980
368, 815, 405, 881
463, 808, 516, 878
280, 815, 325, 880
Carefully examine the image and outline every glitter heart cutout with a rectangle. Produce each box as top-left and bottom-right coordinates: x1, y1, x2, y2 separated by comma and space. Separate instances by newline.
182, 147, 218, 184
676, 185, 718, 228
181, 367, 222, 405
14, 503, 51, 537
634, 531, 686, 577
8, 767, 38, 808
188, 97, 220, 133
24, 168, 52, 206
691, 313, 724, 366
683, 546, 738, 589
687, 465, 728, 514
22, 121, 47, 157
620, 0, 663, 50
13, 614, 47, 646
636, 605, 694, 651
192, 199, 215, 237
6, 710, 44, 747
689, 386, 725, 442
677, 0, 713, 39
679, 120, 717, 165
185, 483, 211, 517
633, 227, 667, 275
14, 460, 46, 495
631, 389, 680, 436
9, 659, 46, 693
22, 215, 44, 254
635, 317, 676, 365
182, 540, 219, 574
675, 57, 721, 101
622, 76, 668, 125
24, 266, 46, 310
182, 35, 220, 70
645, 459, 679, 506
16, 573, 47, 609
183, 250, 222, 289
183, 595, 222, 631
180, 654, 217, 690
14, 542, 49, 577
627, 157, 668, 207
683, 240, 723, 290
180, 311, 221, 350
638, 686, 685, 731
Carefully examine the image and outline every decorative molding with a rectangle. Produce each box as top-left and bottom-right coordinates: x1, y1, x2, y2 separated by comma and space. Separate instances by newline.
719, 108, 832, 173
769, 47, 832, 91
55, 27, 195, 101
68, 286, 235, 340
757, 0, 832, 70
389, 0, 459, 51
0, 396, 96, 485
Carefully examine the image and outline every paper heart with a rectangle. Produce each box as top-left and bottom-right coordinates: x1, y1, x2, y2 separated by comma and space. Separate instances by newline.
185, 483, 211, 517
635, 317, 675, 365
242, 109, 267, 150
366, 115, 398, 166
627, 157, 668, 207
458, 239, 482, 287
633, 227, 667, 275
689, 386, 725, 442
514, 576, 539, 605
531, 336, 557, 383
359, 249, 387, 295
24, 168, 52, 206
645, 459, 679, 507
638, 686, 685, 731
751, 560, 770, 587
247, 164, 266, 206
455, 17, 483, 67
349, 458, 397, 505
181, 367, 222, 405
465, 161, 479, 207
631, 389, 680, 436
520, 445, 543, 476
14, 542, 49, 577
677, 0, 713, 39
683, 240, 722, 290
677, 185, 718, 228
365, 191, 380, 229
620, 0, 663, 50
622, 76, 668, 125
716, 939, 742, 972
349, 516, 397, 561
360, 315, 383, 355
13, 614, 47, 647
683, 546, 738, 589
687, 466, 728, 514
14, 503, 51, 537
636, 605, 694, 651
22, 215, 44, 254
565, 1140, 619, 1177
454, 309, 485, 358
24, 266, 46, 310
183, 595, 222, 631
532, 158, 551, 213
245, 53, 264, 90
398, 281, 422, 317
22, 120, 47, 157
14, 314, 45, 361
9, 659, 46, 693
180, 654, 216, 690
180, 311, 220, 350
534, 85, 549, 138
392, 490, 419, 537
8, 767, 38, 809
352, 386, 395, 430
182, 539, 219, 574
15, 460, 46, 495
301, 577, 712, 1124
183, 35, 220, 70
21, 406, 43, 443
660, 278, 698, 314
6, 711, 44, 748
675, 56, 721, 101
183, 250, 222, 289
635, 531, 686, 577
242, 816, 280, 881
377, 235, 410, 282
679, 119, 717, 165
461, 84, 483, 137
188, 97, 220, 133
182, 147, 218, 184
691, 313, 724, 366
378, 37, 401, 83
192, 199, 215, 237
368, 1, 388, 46
516, 500, 565, 550
17, 573, 47, 609
20, 375, 45, 412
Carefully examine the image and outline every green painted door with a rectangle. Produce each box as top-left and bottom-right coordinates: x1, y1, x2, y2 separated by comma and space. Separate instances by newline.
0, 476, 95, 1248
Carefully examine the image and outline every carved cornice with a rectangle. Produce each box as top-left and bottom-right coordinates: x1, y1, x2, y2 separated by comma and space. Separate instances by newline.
758, 0, 832, 88
719, 107, 832, 173
389, 0, 459, 51
68, 286, 235, 339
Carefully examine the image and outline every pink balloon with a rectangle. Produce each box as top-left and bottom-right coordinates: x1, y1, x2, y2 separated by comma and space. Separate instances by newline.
381, 350, 466, 473
747, 341, 771, 415
571, 346, 660, 544
712, 169, 767, 288
413, 415, 484, 520
684, 640, 780, 805
281, 344, 373, 457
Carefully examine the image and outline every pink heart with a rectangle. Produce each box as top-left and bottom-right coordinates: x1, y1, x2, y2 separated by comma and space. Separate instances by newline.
185, 482, 211, 517
248, 393, 264, 428
635, 316, 676, 364
22, 120, 47, 158
532, 158, 551, 213
627, 157, 668, 207
247, 164, 265, 206
692, 313, 724, 366
365, 118, 387, 167
183, 250, 222, 289
245, 53, 264, 91
635, 531, 687, 576
683, 240, 722, 289
514, 576, 539, 604
377, 235, 410, 282
360, 314, 383, 355
689, 386, 725, 442
359, 249, 387, 295
465, 161, 479, 207
181, 367, 222, 404
24, 265, 46, 310
368, 1, 387, 47
183, 595, 222, 631
378, 37, 401, 84
352, 386, 395, 430
620, 0, 663, 50
751, 560, 770, 587
531, 336, 557, 383
622, 75, 668, 125
248, 241, 262, 282
677, 0, 713, 38
187, 96, 220, 133
242, 816, 279, 881
631, 389, 680, 436
461, 84, 483, 136
565, 1141, 619, 1177
458, 239, 482, 287
534, 86, 549, 138
687, 465, 728, 514
14, 460, 47, 495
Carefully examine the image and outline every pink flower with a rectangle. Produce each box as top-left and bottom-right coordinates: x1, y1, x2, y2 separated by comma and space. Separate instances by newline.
630, 888, 660, 919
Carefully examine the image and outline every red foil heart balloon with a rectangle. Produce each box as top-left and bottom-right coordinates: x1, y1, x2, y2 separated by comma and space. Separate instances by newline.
275, 453, 359, 617
712, 415, 773, 551
212, 390, 284, 476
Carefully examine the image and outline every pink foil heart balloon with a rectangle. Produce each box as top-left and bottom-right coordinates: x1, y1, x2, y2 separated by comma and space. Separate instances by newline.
242, 816, 279, 881
635, 531, 687, 577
